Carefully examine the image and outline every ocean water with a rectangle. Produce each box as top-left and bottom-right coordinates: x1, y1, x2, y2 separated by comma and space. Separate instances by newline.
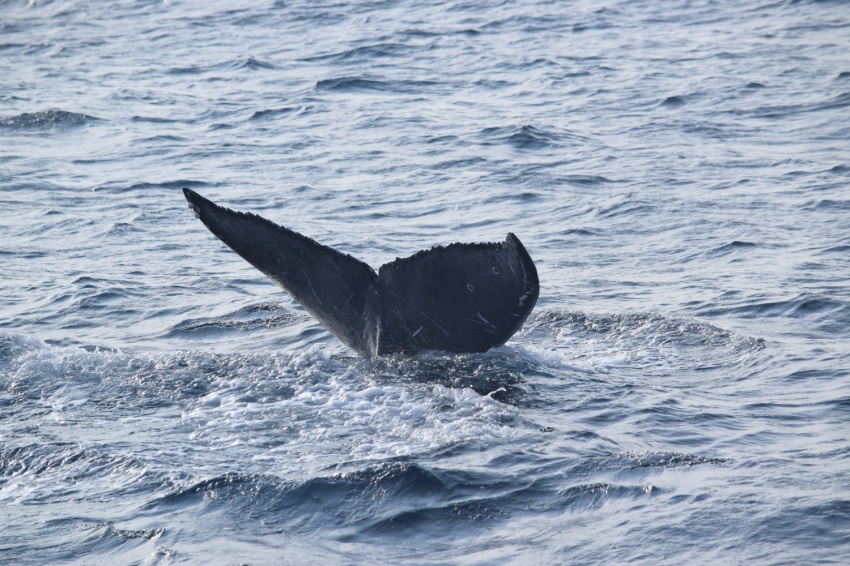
1, 0, 849, 563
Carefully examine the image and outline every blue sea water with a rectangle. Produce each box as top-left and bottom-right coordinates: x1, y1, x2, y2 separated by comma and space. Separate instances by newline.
1, 0, 849, 563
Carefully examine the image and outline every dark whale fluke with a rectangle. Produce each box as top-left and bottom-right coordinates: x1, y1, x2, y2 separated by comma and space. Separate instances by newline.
182, 188, 539, 356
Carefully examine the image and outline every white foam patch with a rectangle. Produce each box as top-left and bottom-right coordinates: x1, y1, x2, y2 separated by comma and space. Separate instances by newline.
1, 336, 520, 503
1, 332, 531, 477
515, 311, 765, 382
515, 344, 607, 374
183, 357, 524, 466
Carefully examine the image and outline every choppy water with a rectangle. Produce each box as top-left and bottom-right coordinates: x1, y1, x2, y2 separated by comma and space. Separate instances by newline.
2, 0, 849, 563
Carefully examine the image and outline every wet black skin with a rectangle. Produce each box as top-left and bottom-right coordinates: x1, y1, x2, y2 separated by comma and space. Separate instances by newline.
183, 188, 539, 357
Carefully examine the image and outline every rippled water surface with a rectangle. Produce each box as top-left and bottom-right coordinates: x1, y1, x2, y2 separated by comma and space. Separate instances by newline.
2, 0, 849, 563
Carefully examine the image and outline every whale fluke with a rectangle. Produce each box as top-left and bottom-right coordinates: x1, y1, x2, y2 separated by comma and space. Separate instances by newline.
183, 188, 539, 356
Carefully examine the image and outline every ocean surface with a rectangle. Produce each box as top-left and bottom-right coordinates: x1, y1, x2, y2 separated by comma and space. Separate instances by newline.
2, 0, 849, 563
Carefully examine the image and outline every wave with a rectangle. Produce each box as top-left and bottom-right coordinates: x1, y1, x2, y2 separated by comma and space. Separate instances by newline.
584, 451, 730, 471
249, 106, 305, 121
697, 293, 849, 322
314, 76, 439, 93
803, 198, 850, 211
148, 462, 445, 525
141, 459, 665, 544
93, 179, 210, 193
0, 441, 148, 506
660, 95, 687, 108
0, 110, 97, 131
559, 174, 617, 186
166, 303, 305, 338
730, 92, 850, 119
706, 240, 759, 257
477, 124, 586, 150
301, 42, 416, 62
168, 56, 277, 75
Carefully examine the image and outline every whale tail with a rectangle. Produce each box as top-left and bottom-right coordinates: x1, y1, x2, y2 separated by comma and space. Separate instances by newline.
183, 188, 378, 352
183, 188, 538, 356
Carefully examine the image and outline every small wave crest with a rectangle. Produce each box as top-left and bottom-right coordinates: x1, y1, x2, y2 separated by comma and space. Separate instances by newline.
586, 450, 730, 471
0, 109, 97, 131
315, 76, 438, 94
143, 459, 659, 544
169, 57, 277, 75
697, 293, 850, 333
166, 303, 305, 338
148, 462, 445, 523
478, 124, 585, 150
301, 42, 415, 62
249, 106, 309, 121
707, 240, 759, 257
0, 440, 148, 506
